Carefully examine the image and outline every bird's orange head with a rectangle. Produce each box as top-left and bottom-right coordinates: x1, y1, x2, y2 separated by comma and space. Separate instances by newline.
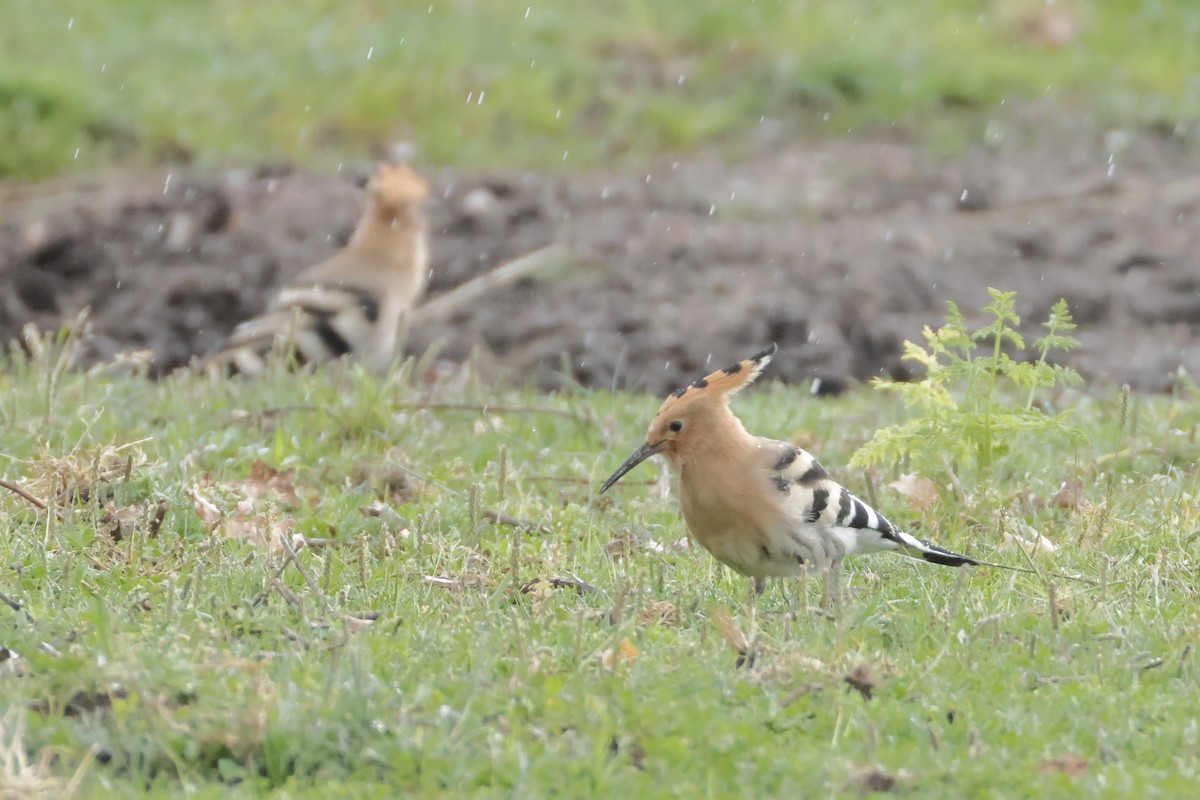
599, 343, 776, 493
367, 162, 429, 215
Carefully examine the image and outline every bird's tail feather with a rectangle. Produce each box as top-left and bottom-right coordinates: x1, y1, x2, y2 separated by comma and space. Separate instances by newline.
896, 529, 1089, 582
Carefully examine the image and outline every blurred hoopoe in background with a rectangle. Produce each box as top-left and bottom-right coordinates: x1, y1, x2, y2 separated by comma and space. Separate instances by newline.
600, 344, 1041, 609
207, 162, 429, 376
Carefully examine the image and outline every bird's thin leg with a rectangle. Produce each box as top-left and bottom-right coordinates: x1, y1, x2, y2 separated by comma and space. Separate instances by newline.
820, 559, 843, 618
800, 565, 810, 618
783, 576, 798, 621
744, 578, 762, 665
830, 559, 843, 618
747, 577, 761, 622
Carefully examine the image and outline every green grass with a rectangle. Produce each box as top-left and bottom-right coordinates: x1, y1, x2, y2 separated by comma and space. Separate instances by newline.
3, 0, 1200, 178
2, 336, 1200, 796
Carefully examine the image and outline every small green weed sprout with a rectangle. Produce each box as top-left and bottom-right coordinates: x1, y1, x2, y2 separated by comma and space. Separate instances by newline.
850, 289, 1083, 482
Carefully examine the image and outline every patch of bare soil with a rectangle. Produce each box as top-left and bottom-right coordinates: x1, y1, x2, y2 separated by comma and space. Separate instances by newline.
2, 106, 1198, 393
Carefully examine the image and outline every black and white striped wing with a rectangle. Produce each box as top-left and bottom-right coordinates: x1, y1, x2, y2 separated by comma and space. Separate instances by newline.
767, 443, 976, 566
210, 280, 383, 375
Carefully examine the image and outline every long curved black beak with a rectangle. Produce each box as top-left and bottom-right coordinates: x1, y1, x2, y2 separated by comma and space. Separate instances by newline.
599, 441, 666, 494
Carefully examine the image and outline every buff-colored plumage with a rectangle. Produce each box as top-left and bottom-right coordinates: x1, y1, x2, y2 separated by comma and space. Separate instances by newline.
600, 344, 1036, 607
207, 162, 430, 376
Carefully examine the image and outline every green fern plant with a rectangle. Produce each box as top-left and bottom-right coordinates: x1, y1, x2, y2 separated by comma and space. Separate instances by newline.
849, 289, 1083, 481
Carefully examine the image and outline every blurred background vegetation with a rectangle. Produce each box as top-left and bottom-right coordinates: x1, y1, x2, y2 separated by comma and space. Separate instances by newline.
3, 0, 1200, 179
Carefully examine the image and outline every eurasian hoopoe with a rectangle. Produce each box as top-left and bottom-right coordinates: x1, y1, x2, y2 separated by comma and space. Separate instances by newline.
207, 162, 430, 376
600, 344, 1039, 608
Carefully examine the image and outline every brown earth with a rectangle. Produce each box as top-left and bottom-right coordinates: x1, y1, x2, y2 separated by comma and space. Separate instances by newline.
2, 107, 1198, 394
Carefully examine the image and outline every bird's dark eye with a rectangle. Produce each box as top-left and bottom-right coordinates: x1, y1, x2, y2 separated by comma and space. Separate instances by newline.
669, 420, 684, 433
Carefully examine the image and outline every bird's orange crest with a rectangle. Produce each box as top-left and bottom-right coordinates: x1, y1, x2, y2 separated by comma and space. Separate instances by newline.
653, 343, 776, 418
368, 163, 429, 205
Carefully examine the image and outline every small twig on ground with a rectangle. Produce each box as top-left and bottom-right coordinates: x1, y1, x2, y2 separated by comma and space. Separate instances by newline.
781, 684, 823, 708
230, 405, 316, 426
361, 500, 412, 530
520, 575, 600, 595
279, 533, 336, 616
0, 591, 34, 624
270, 579, 304, 610
549, 574, 598, 594
483, 508, 552, 535
405, 244, 569, 326
386, 460, 456, 493
250, 562, 292, 608
294, 537, 360, 549
968, 174, 1200, 217
395, 401, 580, 419
0, 478, 64, 521
148, 499, 168, 537
525, 475, 655, 484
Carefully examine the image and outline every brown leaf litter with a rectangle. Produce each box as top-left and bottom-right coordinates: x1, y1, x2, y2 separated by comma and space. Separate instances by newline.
187, 460, 303, 552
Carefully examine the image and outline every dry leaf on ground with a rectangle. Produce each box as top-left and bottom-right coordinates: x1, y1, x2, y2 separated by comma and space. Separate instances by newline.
186, 461, 303, 552
1001, 525, 1058, 554
711, 608, 748, 656
520, 576, 597, 600
1038, 754, 1088, 777
887, 474, 939, 511
1051, 479, 1087, 511
844, 662, 877, 701
639, 601, 680, 627
844, 766, 913, 794
601, 639, 639, 672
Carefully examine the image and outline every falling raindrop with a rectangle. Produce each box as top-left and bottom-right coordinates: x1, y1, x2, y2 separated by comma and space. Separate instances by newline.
562, 150, 569, 161
73, 148, 80, 160
477, 91, 485, 105
466, 92, 473, 103
525, 6, 531, 18
366, 46, 374, 60
67, 17, 74, 29
709, 205, 716, 216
